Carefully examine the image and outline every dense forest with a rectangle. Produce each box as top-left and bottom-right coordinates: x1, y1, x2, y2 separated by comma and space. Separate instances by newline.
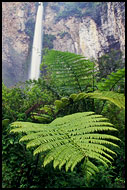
2, 48, 125, 188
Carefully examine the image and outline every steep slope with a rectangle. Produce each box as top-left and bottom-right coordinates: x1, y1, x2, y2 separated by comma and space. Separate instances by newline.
2, 2, 37, 87
2, 2, 125, 87
43, 2, 125, 59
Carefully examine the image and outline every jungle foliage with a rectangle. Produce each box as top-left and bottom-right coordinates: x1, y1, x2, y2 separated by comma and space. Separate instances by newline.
2, 49, 125, 188
43, 33, 56, 49
97, 49, 124, 79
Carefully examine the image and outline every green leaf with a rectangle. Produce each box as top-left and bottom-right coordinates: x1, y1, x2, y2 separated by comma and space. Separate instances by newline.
10, 112, 120, 176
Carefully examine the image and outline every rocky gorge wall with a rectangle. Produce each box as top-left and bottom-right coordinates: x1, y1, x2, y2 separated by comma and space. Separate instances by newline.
44, 2, 125, 59
2, 2, 37, 87
2, 2, 125, 87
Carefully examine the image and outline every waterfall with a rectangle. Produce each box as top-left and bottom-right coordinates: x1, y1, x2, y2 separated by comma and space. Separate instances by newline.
29, 2, 43, 80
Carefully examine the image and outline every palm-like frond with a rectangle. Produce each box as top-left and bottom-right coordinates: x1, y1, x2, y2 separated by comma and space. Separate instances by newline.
82, 158, 99, 179
97, 68, 125, 91
10, 112, 120, 175
85, 91, 125, 109
41, 49, 94, 95
54, 91, 125, 111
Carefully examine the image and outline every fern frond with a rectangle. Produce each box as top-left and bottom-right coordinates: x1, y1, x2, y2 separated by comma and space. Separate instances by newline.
82, 158, 99, 179
10, 112, 120, 176
85, 159, 99, 173
41, 49, 94, 95
43, 144, 68, 167
80, 143, 116, 159
74, 133, 119, 140
85, 91, 125, 109
54, 91, 125, 112
86, 151, 111, 166
66, 151, 84, 172
11, 122, 48, 132
97, 68, 125, 91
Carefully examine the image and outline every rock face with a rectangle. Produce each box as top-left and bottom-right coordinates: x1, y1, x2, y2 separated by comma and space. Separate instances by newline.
2, 2, 125, 87
2, 2, 37, 87
44, 2, 125, 60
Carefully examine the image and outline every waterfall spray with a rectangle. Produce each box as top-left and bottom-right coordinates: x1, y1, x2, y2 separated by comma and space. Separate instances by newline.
29, 2, 43, 80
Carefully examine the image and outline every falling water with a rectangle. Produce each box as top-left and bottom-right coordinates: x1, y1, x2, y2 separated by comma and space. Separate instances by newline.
29, 2, 43, 80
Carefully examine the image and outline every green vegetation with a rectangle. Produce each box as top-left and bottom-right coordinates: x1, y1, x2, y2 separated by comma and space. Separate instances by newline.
11, 112, 120, 177
2, 49, 125, 188
97, 49, 124, 79
43, 33, 56, 49
41, 49, 95, 95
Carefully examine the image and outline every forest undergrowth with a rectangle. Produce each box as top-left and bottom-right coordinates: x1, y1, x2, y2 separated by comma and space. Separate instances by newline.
2, 49, 125, 188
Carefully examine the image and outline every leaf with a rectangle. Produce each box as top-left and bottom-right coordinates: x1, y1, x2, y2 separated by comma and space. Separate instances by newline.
54, 100, 64, 110
97, 68, 125, 91
41, 49, 94, 95
2, 119, 10, 127
53, 91, 125, 112
86, 91, 125, 109
10, 112, 120, 176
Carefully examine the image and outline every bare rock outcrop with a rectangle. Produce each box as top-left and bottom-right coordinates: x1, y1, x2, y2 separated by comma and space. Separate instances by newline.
2, 2, 125, 87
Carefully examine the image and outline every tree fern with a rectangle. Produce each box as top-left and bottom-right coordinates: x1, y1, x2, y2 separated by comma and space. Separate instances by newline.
10, 112, 120, 176
85, 91, 125, 110
54, 91, 125, 111
81, 158, 99, 180
41, 49, 95, 95
97, 68, 125, 91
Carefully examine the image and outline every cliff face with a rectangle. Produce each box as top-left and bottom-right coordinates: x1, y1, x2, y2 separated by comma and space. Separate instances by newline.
44, 2, 125, 59
2, 2, 125, 87
2, 2, 37, 87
